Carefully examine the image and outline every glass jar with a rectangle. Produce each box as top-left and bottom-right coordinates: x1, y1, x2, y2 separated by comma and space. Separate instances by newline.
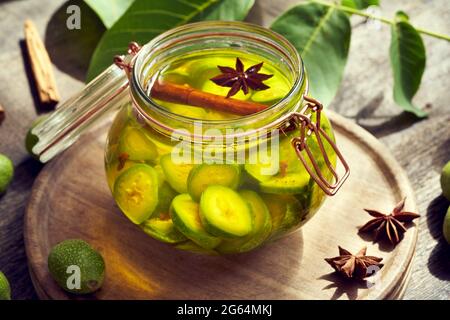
32, 22, 349, 255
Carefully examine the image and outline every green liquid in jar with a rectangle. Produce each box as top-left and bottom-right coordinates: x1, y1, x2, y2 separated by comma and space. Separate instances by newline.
104, 49, 335, 254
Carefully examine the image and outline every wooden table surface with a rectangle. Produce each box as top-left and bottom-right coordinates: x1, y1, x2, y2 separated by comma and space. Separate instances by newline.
0, 0, 448, 300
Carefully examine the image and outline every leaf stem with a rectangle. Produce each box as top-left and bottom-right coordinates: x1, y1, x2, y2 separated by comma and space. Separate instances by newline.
314, 0, 450, 41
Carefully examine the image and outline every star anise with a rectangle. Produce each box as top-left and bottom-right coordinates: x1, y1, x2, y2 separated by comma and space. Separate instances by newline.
325, 246, 383, 280
359, 198, 420, 245
210, 58, 273, 98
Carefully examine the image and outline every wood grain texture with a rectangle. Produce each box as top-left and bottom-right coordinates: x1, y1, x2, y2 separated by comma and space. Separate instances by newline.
0, 0, 448, 299
24, 111, 418, 300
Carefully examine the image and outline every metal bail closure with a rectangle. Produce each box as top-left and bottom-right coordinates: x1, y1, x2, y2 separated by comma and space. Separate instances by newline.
290, 96, 350, 196
113, 41, 141, 77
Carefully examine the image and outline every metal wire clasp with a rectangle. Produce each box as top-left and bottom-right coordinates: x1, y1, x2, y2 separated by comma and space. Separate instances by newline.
113, 42, 141, 77
289, 96, 350, 196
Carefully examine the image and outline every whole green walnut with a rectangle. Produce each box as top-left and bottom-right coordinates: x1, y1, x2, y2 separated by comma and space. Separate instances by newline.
0, 271, 11, 300
48, 239, 105, 294
444, 206, 450, 245
0, 154, 14, 194
441, 161, 450, 200
441, 161, 450, 201
25, 115, 49, 159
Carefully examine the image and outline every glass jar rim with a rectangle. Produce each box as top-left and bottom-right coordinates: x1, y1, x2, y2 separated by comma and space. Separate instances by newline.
130, 21, 307, 130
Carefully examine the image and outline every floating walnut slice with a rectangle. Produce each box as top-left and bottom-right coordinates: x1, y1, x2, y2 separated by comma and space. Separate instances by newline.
325, 246, 383, 280
359, 198, 420, 245
210, 57, 273, 98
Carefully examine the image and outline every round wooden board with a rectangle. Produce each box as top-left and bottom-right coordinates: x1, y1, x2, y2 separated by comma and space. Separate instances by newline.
24, 111, 418, 300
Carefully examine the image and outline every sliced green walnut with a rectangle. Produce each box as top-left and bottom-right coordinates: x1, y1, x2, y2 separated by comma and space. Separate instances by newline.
160, 154, 194, 194
278, 135, 303, 173
114, 164, 159, 224
151, 182, 178, 219
251, 77, 290, 104
217, 190, 272, 254
106, 158, 135, 191
261, 193, 286, 233
295, 180, 327, 222
170, 193, 221, 249
161, 102, 208, 119
140, 217, 187, 244
0, 154, 13, 194
189, 56, 243, 91
259, 172, 310, 194
187, 164, 241, 201
244, 132, 306, 189
47, 239, 105, 295
262, 193, 305, 239
153, 164, 166, 188
200, 185, 253, 238
160, 72, 190, 85
118, 127, 158, 161
279, 195, 306, 235
244, 159, 278, 183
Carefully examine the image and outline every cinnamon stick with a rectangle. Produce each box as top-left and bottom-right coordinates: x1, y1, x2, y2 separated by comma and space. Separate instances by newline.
24, 19, 60, 107
151, 82, 267, 116
0, 104, 4, 124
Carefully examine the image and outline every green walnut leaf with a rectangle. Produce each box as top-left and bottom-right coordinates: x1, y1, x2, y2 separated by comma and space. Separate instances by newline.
197, 0, 254, 20
341, 0, 379, 10
86, 0, 255, 81
271, 2, 351, 106
389, 11, 427, 117
84, 0, 134, 28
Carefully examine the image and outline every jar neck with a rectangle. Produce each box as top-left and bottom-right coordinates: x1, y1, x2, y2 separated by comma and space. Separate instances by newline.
128, 21, 307, 137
